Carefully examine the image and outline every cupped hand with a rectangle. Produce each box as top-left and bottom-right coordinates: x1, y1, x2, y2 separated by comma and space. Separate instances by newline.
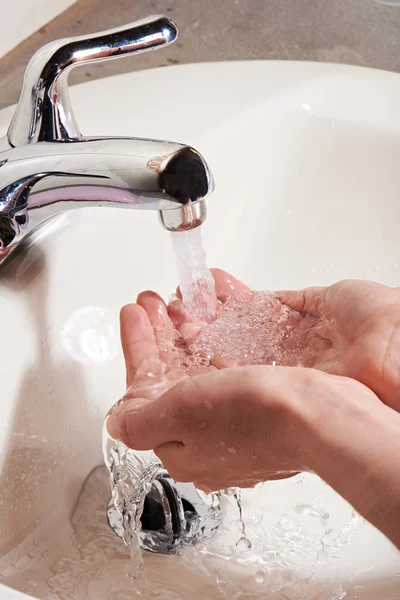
107, 269, 399, 492
279, 280, 400, 411
107, 360, 380, 492
115, 269, 249, 407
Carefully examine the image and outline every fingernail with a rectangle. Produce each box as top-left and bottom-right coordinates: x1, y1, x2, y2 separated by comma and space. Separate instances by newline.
106, 396, 148, 440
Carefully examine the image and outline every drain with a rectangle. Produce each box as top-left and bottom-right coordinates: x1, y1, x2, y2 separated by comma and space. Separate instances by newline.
107, 469, 222, 554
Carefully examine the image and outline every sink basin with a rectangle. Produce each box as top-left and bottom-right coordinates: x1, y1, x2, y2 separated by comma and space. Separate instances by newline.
0, 60, 400, 600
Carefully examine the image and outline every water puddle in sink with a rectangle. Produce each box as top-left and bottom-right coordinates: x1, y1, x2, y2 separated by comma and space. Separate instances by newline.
44, 467, 364, 600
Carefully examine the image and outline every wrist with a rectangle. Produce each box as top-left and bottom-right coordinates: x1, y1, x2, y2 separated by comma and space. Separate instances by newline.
296, 371, 400, 546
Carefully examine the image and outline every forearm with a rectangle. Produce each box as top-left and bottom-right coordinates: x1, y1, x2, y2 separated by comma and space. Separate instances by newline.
303, 379, 400, 549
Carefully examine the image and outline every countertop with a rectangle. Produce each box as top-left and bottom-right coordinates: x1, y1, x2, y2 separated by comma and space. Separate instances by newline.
0, 0, 399, 110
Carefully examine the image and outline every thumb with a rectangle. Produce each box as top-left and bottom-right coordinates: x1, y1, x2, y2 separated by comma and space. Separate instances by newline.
105, 368, 248, 451
106, 377, 197, 450
277, 286, 326, 316
106, 396, 155, 446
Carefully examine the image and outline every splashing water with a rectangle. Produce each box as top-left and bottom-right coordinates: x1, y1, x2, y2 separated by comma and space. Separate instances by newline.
189, 290, 330, 368
170, 227, 217, 322
46, 468, 364, 600
102, 424, 162, 592
98, 226, 356, 597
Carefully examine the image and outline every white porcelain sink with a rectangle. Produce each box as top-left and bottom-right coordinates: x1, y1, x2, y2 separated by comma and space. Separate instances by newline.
0, 61, 400, 600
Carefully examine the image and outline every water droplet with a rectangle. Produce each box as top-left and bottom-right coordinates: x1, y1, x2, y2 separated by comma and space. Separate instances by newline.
321, 511, 330, 524
227, 447, 236, 455
236, 536, 252, 552
217, 579, 229, 594
254, 570, 265, 584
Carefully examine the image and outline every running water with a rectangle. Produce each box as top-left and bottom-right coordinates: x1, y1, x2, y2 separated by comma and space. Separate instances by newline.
102, 427, 162, 585
170, 227, 218, 322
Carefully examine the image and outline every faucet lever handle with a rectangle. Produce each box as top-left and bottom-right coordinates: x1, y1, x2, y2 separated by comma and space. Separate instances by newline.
8, 15, 178, 147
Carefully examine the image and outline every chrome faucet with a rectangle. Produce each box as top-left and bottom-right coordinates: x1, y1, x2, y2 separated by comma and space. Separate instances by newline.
0, 15, 213, 265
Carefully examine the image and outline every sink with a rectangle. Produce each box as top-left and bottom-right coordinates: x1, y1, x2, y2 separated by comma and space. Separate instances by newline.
0, 60, 399, 599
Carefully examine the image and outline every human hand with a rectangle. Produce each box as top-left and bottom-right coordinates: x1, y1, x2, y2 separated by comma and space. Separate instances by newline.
279, 280, 400, 411
116, 269, 249, 407
107, 362, 380, 492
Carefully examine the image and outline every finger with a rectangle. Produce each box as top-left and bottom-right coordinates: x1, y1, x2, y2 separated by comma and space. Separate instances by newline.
137, 291, 171, 331
167, 298, 188, 328
210, 356, 236, 369
106, 386, 187, 450
105, 368, 253, 451
261, 471, 300, 481
277, 287, 327, 316
154, 441, 191, 482
193, 471, 298, 493
167, 298, 203, 338
120, 304, 159, 386
106, 395, 154, 441
178, 321, 203, 339
106, 371, 229, 450
210, 268, 249, 302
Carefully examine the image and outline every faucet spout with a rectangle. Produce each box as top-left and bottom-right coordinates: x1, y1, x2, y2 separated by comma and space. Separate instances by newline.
0, 137, 213, 252
0, 15, 214, 267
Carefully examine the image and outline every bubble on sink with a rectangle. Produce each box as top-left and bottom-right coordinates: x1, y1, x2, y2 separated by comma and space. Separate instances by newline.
61, 306, 119, 366
235, 537, 252, 553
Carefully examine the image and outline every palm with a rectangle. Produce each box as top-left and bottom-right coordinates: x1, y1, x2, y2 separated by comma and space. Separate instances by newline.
121, 272, 400, 412
280, 280, 400, 410
120, 270, 248, 400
